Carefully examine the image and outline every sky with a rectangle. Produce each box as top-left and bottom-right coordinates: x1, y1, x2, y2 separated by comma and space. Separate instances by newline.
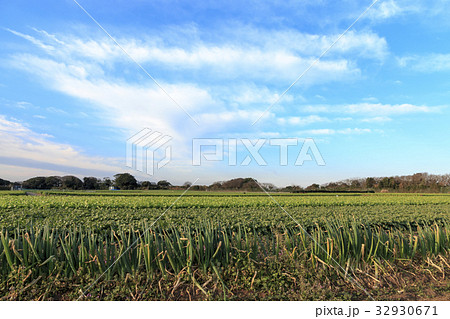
0, 0, 449, 187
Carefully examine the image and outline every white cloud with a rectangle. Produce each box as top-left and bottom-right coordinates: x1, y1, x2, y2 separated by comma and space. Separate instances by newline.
366, 0, 450, 23
0, 115, 123, 176
8, 54, 281, 157
304, 103, 441, 116
335, 117, 353, 122
397, 54, 450, 72
46, 107, 68, 115
48, 26, 388, 61
362, 96, 379, 103
9, 54, 206, 135
277, 115, 329, 126
112, 43, 360, 84
298, 128, 372, 135
299, 128, 336, 135
367, 0, 404, 20
3, 25, 393, 148
216, 27, 388, 61
7, 27, 387, 85
345, 103, 441, 115
16, 101, 33, 109
229, 85, 295, 105
197, 109, 269, 124
337, 128, 372, 134
331, 31, 388, 61
5, 28, 55, 51
0, 164, 71, 182
361, 116, 392, 123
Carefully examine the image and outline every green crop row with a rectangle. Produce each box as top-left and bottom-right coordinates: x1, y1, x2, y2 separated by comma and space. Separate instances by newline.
1, 193, 449, 231
1, 220, 449, 282
2, 193, 450, 209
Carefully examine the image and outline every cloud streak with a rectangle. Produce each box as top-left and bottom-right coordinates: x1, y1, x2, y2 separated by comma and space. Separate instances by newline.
304, 103, 442, 116
398, 54, 450, 72
6, 26, 388, 84
0, 115, 123, 176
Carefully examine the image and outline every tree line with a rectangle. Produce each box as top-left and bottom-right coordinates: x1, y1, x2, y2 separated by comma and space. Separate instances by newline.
1, 172, 449, 193
285, 172, 450, 193
1, 173, 172, 191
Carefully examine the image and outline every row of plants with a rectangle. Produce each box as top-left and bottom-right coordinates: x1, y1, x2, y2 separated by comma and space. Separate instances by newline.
2, 219, 449, 282
1, 194, 449, 231
1, 206, 448, 232
2, 193, 450, 209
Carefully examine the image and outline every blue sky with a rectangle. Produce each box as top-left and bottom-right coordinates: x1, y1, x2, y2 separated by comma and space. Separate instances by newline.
0, 0, 449, 187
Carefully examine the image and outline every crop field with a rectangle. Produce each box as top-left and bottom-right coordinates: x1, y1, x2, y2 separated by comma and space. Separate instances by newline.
1, 192, 449, 300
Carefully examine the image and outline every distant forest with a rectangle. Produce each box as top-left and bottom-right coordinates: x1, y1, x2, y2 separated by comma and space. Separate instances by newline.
1, 172, 449, 193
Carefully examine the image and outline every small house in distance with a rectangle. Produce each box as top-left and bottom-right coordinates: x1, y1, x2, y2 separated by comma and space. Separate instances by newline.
109, 186, 119, 191
11, 183, 22, 191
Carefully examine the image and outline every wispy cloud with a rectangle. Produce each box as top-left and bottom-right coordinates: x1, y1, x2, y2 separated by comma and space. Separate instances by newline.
3, 25, 392, 146
366, 0, 450, 27
367, 0, 405, 20
0, 28, 352, 147
5, 28, 55, 51
0, 115, 123, 176
277, 115, 330, 126
298, 127, 373, 136
304, 103, 442, 116
6, 26, 388, 84
345, 103, 441, 115
361, 116, 392, 123
397, 54, 450, 72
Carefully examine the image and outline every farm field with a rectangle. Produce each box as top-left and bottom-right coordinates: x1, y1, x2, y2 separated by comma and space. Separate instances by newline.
1, 191, 449, 300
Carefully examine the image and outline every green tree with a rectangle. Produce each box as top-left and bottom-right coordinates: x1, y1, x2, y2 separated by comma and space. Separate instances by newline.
366, 177, 376, 189
45, 176, 62, 189
23, 177, 48, 189
62, 176, 83, 190
157, 180, 172, 189
100, 178, 112, 190
305, 183, 320, 191
113, 173, 137, 190
83, 177, 100, 190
